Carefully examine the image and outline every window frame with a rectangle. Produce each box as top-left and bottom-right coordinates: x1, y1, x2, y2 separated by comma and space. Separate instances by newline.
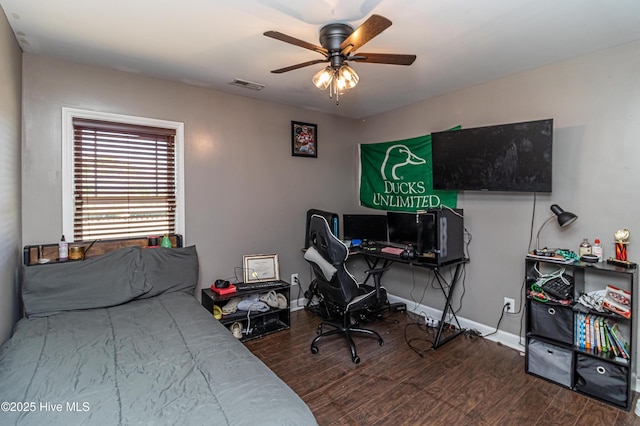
62, 108, 185, 242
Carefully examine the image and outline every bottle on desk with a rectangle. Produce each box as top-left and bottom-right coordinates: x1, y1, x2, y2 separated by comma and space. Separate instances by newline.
59, 235, 68, 261
579, 238, 592, 258
592, 238, 603, 262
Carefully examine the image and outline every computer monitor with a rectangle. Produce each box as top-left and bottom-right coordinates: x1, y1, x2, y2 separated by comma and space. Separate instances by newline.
342, 214, 387, 242
387, 212, 419, 247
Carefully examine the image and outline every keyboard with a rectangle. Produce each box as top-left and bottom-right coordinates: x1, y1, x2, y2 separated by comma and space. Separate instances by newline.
540, 274, 574, 300
358, 241, 387, 249
359, 241, 405, 253
235, 281, 285, 291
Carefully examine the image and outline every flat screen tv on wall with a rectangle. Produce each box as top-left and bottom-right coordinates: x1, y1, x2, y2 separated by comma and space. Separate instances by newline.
431, 119, 553, 192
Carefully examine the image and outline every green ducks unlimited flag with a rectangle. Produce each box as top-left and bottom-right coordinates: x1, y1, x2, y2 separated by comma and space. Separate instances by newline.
359, 133, 457, 212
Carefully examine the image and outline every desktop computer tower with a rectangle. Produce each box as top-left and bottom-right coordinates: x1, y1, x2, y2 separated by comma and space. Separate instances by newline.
304, 209, 339, 248
417, 208, 465, 266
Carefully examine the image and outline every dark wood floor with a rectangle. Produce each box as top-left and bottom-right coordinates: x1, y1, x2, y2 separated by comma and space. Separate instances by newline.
246, 309, 640, 425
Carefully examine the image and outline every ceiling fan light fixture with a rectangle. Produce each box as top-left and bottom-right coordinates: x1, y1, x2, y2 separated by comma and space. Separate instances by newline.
312, 67, 333, 90
312, 64, 359, 105
337, 64, 359, 90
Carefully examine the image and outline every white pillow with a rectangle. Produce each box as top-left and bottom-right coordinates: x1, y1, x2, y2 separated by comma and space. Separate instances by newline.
304, 246, 337, 281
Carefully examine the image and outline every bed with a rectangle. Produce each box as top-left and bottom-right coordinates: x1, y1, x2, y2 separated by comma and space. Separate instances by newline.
0, 239, 316, 425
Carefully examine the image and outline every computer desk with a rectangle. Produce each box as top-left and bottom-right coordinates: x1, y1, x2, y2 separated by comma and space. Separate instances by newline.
351, 246, 469, 350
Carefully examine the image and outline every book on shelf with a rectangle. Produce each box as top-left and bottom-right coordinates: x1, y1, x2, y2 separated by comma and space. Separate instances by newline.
583, 314, 590, 350
600, 317, 613, 352
598, 317, 609, 352
606, 319, 630, 359
595, 317, 603, 352
606, 323, 619, 357
576, 313, 586, 349
574, 314, 630, 360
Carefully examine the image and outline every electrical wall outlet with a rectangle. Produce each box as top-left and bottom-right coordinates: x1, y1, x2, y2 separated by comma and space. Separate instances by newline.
290, 273, 299, 286
504, 297, 515, 313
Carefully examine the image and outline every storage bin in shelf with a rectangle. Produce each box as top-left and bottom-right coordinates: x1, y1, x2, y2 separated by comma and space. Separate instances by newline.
526, 338, 573, 388
528, 299, 574, 345
575, 353, 630, 408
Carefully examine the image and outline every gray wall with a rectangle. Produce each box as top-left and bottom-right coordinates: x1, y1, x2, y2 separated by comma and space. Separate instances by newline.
21, 54, 358, 304
0, 10, 22, 345
18, 41, 640, 343
356, 41, 640, 337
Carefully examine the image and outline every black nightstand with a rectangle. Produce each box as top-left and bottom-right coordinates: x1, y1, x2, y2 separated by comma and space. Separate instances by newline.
201, 282, 290, 342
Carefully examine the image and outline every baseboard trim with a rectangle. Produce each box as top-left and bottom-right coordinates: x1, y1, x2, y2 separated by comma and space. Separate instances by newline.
387, 294, 525, 353
290, 298, 308, 313
292, 295, 523, 352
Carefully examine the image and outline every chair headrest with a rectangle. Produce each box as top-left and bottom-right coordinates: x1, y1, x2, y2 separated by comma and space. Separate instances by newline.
308, 214, 348, 262
304, 246, 337, 281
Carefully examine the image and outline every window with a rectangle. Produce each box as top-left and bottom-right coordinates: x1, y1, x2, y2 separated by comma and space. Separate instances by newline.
62, 109, 185, 242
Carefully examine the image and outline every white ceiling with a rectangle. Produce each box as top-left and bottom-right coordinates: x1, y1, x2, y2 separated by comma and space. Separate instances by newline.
2, 0, 640, 119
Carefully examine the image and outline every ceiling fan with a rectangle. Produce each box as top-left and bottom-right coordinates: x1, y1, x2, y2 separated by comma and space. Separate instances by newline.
264, 14, 416, 104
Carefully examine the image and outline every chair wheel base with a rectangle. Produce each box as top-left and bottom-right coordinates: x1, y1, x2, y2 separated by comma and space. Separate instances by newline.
352, 356, 360, 364
311, 346, 319, 355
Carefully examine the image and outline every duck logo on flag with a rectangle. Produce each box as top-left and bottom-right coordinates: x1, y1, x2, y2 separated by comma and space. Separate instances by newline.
381, 144, 426, 180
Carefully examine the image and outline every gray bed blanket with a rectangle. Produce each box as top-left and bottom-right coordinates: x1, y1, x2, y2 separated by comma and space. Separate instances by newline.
0, 291, 316, 425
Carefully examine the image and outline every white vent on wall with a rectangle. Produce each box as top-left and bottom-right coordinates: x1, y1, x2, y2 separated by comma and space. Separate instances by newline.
231, 78, 265, 91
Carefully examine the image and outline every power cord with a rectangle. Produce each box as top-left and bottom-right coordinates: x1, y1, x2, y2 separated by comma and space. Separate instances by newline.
409, 263, 433, 312
292, 274, 304, 308
482, 301, 510, 338
418, 311, 440, 328
451, 227, 472, 316
465, 328, 482, 338
519, 194, 538, 346
403, 315, 435, 357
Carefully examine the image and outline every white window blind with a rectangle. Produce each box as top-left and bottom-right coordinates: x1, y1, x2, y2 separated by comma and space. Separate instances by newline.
72, 118, 177, 241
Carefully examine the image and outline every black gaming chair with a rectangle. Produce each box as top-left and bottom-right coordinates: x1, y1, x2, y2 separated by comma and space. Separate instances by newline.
304, 214, 384, 364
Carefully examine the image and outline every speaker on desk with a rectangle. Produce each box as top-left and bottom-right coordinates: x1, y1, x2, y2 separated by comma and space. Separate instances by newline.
400, 244, 417, 261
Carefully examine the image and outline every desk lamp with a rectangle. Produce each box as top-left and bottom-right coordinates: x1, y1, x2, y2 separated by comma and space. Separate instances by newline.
536, 204, 578, 251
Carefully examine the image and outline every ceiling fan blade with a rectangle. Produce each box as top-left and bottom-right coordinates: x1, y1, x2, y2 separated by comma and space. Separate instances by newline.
264, 31, 328, 56
350, 53, 417, 66
340, 14, 392, 55
271, 59, 328, 74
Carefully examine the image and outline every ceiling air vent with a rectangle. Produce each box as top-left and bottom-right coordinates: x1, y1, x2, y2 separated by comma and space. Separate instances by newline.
231, 78, 265, 91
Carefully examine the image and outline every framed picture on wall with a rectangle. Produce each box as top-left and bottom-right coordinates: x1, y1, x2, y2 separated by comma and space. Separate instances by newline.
291, 121, 317, 158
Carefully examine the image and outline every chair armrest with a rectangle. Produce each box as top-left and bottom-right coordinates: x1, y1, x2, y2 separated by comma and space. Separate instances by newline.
364, 267, 390, 276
